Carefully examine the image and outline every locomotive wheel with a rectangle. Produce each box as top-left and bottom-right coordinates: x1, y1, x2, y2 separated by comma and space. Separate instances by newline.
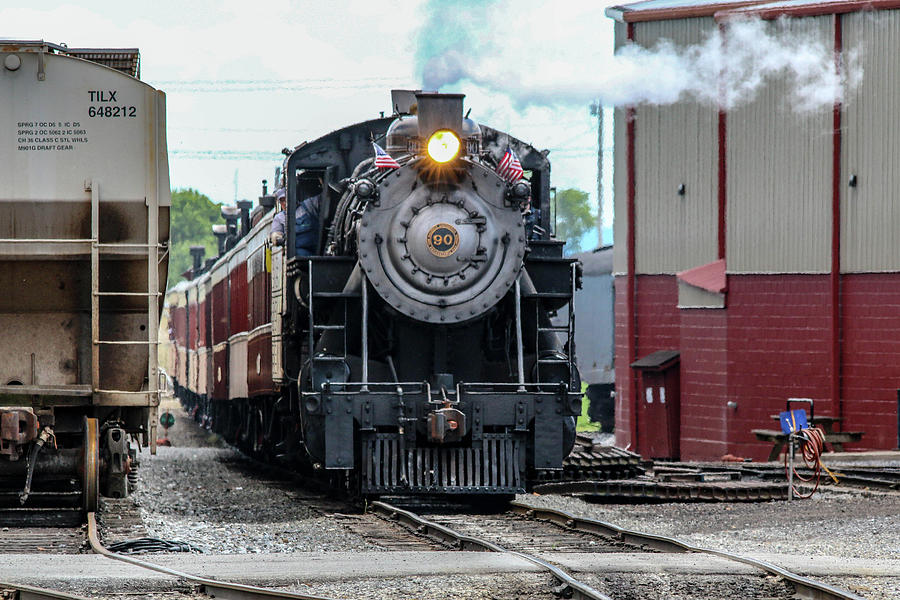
83, 417, 100, 513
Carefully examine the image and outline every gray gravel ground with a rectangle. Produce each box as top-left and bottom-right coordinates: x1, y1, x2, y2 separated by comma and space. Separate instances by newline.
127, 405, 562, 600
281, 573, 559, 600
133, 445, 379, 553
579, 572, 794, 600
46, 581, 199, 599
520, 485, 900, 600
128, 399, 900, 599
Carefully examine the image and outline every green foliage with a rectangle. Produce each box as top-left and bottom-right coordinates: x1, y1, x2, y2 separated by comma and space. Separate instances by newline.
167, 188, 221, 286
576, 382, 603, 433
554, 188, 594, 254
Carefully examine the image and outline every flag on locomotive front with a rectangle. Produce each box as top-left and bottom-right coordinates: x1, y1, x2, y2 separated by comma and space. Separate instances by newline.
497, 146, 524, 182
373, 142, 401, 169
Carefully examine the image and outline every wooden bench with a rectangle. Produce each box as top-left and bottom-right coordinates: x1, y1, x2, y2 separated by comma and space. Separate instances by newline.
752, 429, 864, 462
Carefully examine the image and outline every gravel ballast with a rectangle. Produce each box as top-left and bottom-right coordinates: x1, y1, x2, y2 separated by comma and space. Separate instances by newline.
126, 399, 900, 599
520, 483, 900, 599
282, 573, 559, 600
133, 446, 380, 554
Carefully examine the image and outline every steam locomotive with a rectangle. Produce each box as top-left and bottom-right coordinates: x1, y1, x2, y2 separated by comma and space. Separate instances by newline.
167, 91, 581, 495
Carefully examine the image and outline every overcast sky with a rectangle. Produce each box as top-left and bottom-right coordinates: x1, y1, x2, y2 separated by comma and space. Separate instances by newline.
2, 0, 619, 248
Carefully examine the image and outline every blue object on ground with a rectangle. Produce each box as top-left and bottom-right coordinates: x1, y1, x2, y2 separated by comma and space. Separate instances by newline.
779, 409, 808, 434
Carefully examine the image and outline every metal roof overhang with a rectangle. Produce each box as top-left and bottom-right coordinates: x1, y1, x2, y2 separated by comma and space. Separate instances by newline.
605, 0, 767, 22
0, 39, 140, 78
717, 0, 900, 20
607, 0, 900, 22
630, 350, 680, 370
676, 259, 727, 294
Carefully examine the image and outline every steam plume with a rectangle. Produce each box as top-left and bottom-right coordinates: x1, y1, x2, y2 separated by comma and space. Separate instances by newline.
418, 7, 861, 111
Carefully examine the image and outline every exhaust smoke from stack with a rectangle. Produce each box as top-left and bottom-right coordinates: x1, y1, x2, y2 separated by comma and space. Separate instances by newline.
418, 3, 862, 112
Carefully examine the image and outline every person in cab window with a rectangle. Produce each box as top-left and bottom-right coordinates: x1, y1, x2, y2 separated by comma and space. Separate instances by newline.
270, 187, 288, 245
270, 181, 320, 255
294, 178, 321, 257
523, 194, 542, 240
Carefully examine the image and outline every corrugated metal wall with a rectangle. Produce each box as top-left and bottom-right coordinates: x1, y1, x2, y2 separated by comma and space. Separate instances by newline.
574, 273, 616, 384
726, 16, 833, 274
633, 18, 719, 275
613, 21, 630, 276
841, 11, 900, 273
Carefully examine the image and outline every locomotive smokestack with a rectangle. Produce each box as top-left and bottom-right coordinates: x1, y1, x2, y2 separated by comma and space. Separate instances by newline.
212, 224, 227, 256
221, 205, 240, 236
258, 178, 276, 215
237, 200, 252, 237
416, 92, 464, 138
189, 246, 205, 274
221, 205, 240, 251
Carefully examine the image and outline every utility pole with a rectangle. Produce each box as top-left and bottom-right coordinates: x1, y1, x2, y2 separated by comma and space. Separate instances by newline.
590, 101, 604, 247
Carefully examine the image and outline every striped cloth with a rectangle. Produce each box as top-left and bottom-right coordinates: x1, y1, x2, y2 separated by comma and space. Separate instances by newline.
497, 146, 524, 182
373, 142, 400, 169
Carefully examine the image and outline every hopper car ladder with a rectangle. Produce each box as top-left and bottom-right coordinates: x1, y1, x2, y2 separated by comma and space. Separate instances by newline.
0, 180, 163, 453
89, 180, 163, 453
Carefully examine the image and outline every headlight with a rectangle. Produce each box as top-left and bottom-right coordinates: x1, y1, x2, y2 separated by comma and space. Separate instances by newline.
354, 179, 375, 199
426, 130, 461, 163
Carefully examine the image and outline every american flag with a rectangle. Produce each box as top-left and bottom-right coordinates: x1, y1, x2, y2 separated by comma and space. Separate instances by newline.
373, 142, 400, 169
497, 146, 524, 182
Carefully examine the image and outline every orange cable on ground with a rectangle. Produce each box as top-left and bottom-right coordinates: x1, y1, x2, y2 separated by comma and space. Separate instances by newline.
783, 426, 839, 498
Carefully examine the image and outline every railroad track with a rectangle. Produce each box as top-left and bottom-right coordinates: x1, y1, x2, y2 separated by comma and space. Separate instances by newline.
0, 511, 344, 600
660, 462, 900, 492
368, 498, 867, 600
0, 490, 875, 600
537, 460, 900, 503
3, 430, 892, 600
0, 488, 442, 600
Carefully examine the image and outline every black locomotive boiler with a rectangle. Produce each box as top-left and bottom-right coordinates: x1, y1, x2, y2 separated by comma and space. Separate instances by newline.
171, 91, 582, 496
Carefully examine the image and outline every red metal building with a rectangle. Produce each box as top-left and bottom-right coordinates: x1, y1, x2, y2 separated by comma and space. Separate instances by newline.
609, 0, 900, 460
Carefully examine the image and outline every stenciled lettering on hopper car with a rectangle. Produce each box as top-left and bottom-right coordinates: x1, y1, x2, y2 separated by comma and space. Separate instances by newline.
15, 120, 89, 152
13, 88, 139, 153
87, 89, 137, 119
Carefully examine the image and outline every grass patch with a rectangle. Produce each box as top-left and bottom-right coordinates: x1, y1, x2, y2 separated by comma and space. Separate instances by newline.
575, 382, 603, 433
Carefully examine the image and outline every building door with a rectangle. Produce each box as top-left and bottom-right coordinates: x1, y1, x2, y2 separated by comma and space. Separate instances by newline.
631, 350, 680, 460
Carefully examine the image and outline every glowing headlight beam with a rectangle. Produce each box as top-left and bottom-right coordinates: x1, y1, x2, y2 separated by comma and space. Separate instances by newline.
426, 130, 461, 163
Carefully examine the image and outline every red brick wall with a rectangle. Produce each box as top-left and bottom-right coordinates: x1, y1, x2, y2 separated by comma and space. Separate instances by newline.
679, 308, 728, 459
615, 275, 679, 449
615, 273, 900, 461
613, 275, 632, 449
842, 274, 900, 449
725, 275, 832, 460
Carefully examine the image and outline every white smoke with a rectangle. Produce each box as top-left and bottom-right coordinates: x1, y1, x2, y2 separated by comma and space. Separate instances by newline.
423, 16, 861, 112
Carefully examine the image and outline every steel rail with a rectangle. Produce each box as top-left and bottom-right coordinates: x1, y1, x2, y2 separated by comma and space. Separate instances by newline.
86, 512, 338, 600
368, 500, 614, 600
678, 463, 900, 492
0, 581, 92, 600
509, 500, 866, 600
